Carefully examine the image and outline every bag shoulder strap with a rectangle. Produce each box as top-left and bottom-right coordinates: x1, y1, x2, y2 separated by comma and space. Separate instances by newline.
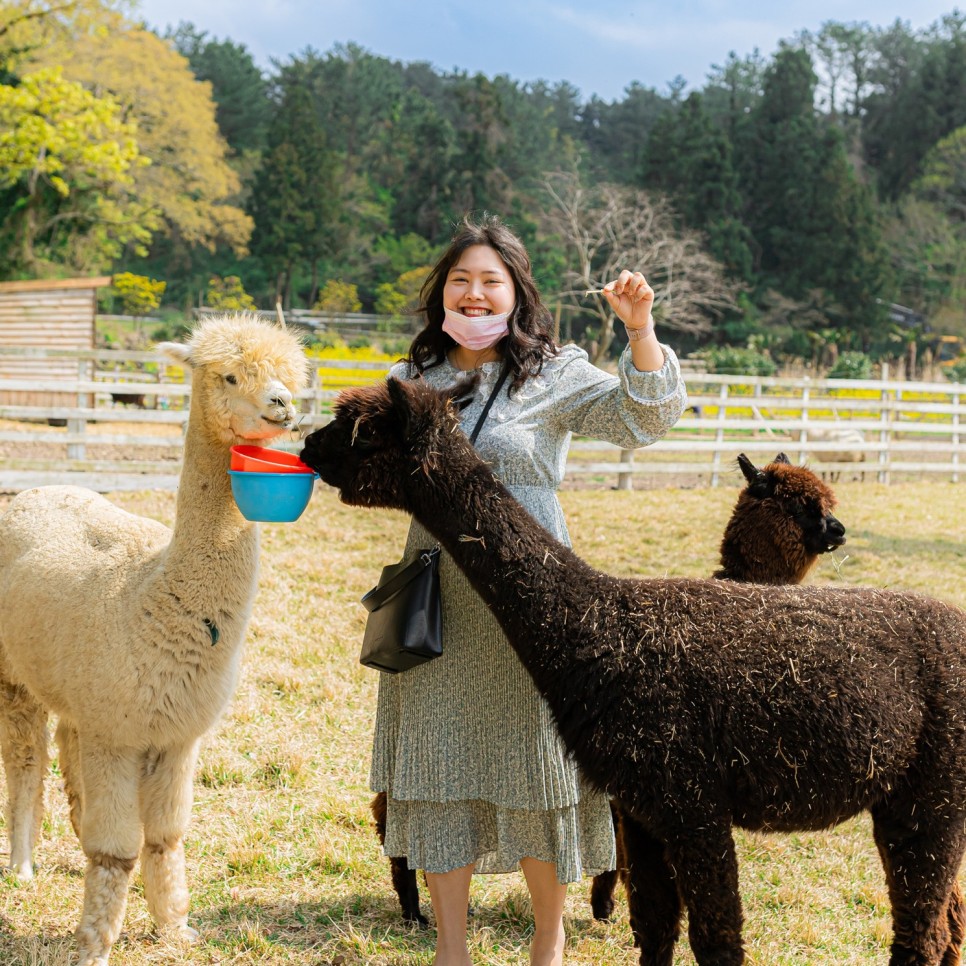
361, 546, 440, 612
469, 365, 510, 446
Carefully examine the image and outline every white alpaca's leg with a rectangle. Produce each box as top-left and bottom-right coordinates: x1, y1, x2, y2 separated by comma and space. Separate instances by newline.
0, 671, 48, 880
74, 742, 142, 966
55, 719, 83, 839
139, 741, 200, 943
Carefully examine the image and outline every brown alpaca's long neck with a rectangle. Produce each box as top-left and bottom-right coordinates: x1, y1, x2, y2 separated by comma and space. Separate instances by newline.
715, 521, 814, 585
408, 455, 623, 679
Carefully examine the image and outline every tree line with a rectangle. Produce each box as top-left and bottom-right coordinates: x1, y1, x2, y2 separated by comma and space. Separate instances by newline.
1, 1, 965, 372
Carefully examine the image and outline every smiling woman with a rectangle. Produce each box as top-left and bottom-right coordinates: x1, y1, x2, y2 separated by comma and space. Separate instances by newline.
332, 211, 688, 966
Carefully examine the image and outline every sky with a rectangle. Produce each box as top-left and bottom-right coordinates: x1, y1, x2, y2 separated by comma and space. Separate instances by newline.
134, 0, 962, 101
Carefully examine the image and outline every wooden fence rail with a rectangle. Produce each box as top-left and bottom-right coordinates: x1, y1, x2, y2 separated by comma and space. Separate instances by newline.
0, 346, 962, 493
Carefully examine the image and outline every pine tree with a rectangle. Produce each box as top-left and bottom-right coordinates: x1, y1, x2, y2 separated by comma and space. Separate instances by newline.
642, 93, 754, 280
739, 45, 888, 343
250, 83, 339, 306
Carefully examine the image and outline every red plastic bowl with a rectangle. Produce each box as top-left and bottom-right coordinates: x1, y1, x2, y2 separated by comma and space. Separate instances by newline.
230, 445, 314, 474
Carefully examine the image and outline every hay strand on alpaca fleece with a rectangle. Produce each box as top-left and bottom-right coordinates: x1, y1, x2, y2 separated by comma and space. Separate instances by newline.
301, 376, 966, 966
0, 314, 307, 966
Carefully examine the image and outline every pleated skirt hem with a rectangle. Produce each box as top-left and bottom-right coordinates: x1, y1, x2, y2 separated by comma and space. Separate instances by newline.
381, 796, 616, 885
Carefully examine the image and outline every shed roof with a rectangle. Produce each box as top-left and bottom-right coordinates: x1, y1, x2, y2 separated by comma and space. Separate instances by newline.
0, 277, 112, 294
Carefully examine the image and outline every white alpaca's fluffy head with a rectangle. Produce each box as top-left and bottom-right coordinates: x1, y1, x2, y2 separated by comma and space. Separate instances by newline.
159, 314, 309, 443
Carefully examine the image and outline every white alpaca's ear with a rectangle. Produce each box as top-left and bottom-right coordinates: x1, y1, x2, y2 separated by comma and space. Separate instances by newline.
157, 342, 193, 367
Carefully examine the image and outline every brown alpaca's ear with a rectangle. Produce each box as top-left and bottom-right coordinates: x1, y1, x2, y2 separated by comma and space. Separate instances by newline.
773, 453, 791, 465
737, 453, 762, 485
386, 377, 418, 438
738, 453, 772, 498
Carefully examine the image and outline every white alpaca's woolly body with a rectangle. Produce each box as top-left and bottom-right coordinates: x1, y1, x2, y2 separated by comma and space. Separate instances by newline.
0, 314, 308, 966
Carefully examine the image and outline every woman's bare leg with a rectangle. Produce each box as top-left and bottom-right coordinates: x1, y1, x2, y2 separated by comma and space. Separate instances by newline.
520, 857, 567, 966
425, 862, 475, 966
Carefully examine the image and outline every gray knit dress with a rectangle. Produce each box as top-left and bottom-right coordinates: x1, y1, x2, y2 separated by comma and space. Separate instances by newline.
372, 342, 687, 883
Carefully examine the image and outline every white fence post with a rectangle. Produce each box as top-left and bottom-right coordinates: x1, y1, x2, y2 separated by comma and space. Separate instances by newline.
798, 380, 810, 465
878, 362, 890, 485
710, 383, 729, 488
616, 449, 634, 490
953, 387, 961, 485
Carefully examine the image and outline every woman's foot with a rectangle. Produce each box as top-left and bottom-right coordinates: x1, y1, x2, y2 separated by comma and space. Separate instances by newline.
432, 946, 473, 966
530, 920, 565, 966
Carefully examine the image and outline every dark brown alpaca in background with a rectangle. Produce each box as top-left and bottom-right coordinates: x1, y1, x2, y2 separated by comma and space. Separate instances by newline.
302, 378, 966, 966
372, 451, 849, 928
589, 451, 846, 921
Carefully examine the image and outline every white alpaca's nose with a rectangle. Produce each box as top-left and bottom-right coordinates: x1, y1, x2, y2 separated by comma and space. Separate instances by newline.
267, 382, 293, 409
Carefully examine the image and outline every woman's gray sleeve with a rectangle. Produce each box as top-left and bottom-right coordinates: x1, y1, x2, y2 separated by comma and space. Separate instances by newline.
559, 344, 688, 448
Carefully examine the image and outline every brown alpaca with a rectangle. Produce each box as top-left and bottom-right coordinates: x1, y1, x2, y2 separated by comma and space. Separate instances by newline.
301, 377, 966, 966
589, 450, 847, 922
370, 451, 849, 928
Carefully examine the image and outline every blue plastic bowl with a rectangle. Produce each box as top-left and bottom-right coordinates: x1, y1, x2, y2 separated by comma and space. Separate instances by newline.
228, 470, 317, 522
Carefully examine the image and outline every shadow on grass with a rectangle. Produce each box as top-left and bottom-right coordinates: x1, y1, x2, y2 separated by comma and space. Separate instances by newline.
851, 530, 965, 566
185, 894, 572, 962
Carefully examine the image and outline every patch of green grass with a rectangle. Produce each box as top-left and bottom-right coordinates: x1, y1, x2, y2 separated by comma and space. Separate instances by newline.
0, 481, 963, 964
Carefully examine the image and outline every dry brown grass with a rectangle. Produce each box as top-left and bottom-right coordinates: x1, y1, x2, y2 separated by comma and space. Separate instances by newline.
0, 478, 963, 965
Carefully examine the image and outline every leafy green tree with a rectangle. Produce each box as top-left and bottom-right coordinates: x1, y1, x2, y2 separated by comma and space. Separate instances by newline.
30, 17, 252, 257
642, 92, 754, 280
883, 196, 965, 318
112, 272, 166, 315
370, 233, 438, 288
250, 81, 340, 306
702, 50, 766, 135
863, 18, 966, 198
914, 126, 966, 226
167, 22, 271, 155
739, 45, 889, 342
0, 66, 153, 274
382, 89, 456, 240
314, 280, 361, 313
374, 265, 430, 316
206, 275, 256, 310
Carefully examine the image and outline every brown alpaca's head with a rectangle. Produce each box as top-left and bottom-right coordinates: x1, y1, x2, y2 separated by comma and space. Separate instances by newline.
715, 453, 847, 585
300, 377, 477, 509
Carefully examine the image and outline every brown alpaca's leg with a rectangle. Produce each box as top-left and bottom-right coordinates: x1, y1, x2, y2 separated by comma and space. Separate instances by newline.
941, 881, 965, 966
55, 719, 83, 839
620, 813, 683, 965
590, 801, 624, 921
138, 741, 201, 943
872, 804, 966, 966
0, 672, 48, 880
74, 744, 142, 966
664, 822, 744, 966
371, 792, 427, 926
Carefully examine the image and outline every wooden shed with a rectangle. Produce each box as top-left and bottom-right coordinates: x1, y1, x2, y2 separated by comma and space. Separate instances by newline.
0, 276, 111, 407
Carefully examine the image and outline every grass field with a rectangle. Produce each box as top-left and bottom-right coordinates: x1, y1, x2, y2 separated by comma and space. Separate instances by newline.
0, 478, 964, 965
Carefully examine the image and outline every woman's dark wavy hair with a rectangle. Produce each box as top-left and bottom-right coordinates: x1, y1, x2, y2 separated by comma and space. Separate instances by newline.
406, 213, 558, 392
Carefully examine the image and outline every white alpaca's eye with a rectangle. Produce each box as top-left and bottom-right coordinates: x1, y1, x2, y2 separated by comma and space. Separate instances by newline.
224, 374, 237, 386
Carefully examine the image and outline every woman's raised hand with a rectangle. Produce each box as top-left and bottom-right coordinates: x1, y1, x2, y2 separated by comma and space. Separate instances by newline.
602, 271, 654, 332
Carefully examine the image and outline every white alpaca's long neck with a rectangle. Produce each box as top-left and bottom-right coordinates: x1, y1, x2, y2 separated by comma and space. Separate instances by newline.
162, 393, 258, 610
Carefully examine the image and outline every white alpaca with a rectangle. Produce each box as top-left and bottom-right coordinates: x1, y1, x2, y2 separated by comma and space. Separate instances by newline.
0, 315, 308, 966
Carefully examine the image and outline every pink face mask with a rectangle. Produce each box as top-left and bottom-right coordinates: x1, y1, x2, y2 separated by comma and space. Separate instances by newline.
442, 306, 511, 350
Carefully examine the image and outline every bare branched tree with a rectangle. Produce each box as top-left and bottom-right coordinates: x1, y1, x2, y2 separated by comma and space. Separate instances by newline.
541, 171, 738, 363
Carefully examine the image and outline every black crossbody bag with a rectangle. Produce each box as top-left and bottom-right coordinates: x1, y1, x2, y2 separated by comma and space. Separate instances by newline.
359, 366, 510, 674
